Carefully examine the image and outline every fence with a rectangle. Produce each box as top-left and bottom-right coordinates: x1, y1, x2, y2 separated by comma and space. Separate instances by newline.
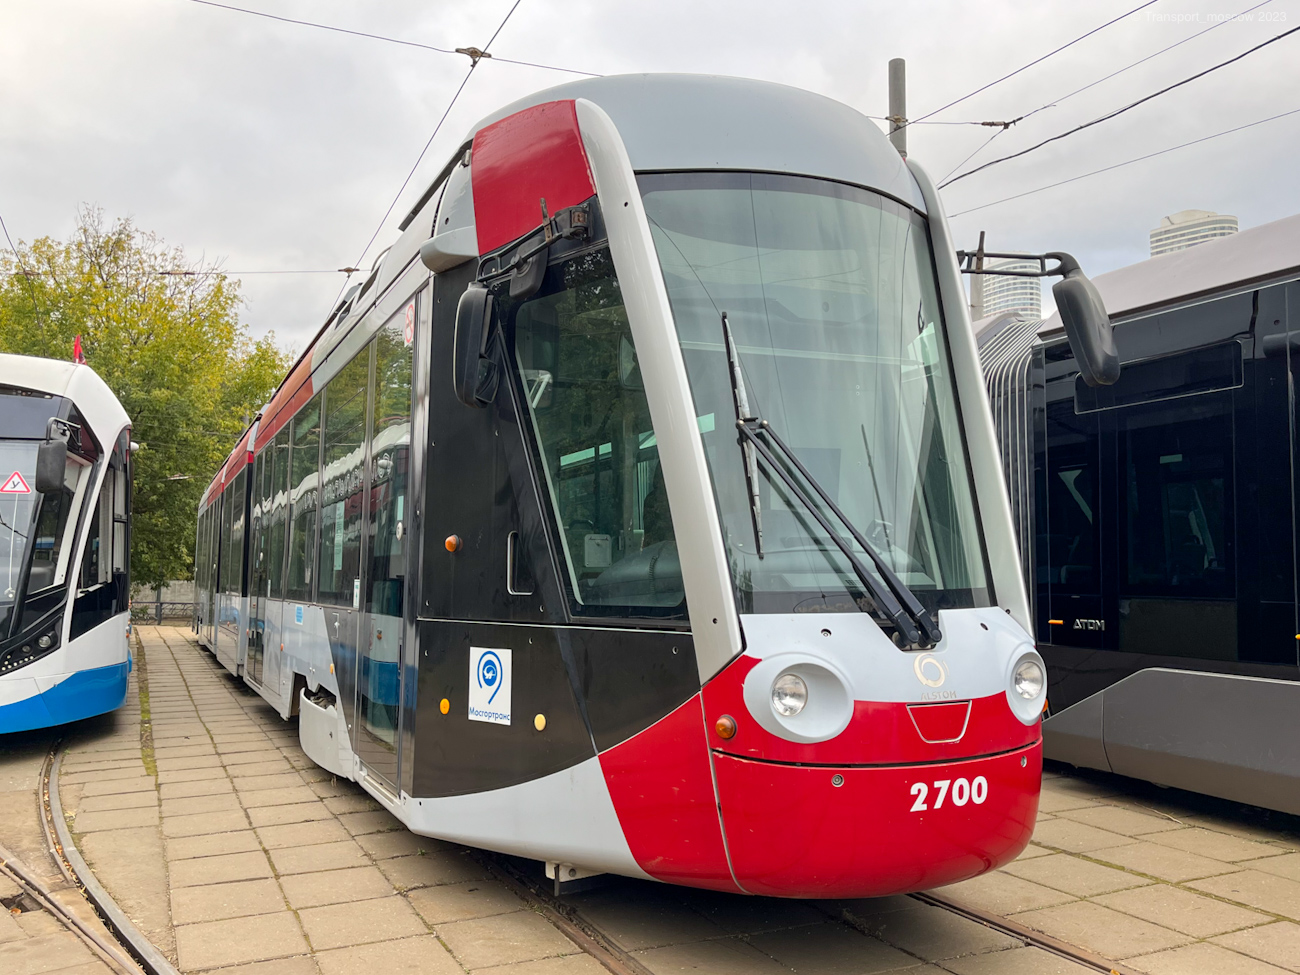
131, 599, 195, 624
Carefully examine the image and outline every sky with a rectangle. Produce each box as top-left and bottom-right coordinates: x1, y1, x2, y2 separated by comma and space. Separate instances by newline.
3, 0, 1298, 353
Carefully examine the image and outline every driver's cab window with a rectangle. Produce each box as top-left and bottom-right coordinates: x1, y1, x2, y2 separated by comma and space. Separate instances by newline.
512, 247, 685, 615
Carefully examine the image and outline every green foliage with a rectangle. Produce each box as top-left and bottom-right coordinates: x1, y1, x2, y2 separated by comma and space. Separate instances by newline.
0, 207, 292, 590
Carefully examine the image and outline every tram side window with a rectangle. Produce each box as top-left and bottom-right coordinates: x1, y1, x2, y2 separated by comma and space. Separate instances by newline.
368, 319, 413, 618
318, 352, 370, 606
288, 394, 322, 602
80, 472, 114, 590
512, 247, 685, 613
1118, 396, 1235, 660
268, 427, 290, 599
1043, 401, 1100, 594
229, 474, 245, 595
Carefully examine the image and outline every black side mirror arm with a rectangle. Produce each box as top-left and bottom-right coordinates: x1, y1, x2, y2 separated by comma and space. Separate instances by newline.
957, 247, 1120, 387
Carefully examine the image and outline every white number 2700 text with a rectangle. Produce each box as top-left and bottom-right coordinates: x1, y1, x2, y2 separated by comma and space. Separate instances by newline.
909, 776, 988, 811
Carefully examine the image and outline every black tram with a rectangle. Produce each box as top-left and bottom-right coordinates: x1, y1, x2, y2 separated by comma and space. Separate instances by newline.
979, 212, 1300, 814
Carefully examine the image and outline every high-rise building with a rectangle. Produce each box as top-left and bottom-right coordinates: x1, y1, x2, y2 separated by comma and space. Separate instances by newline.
979, 257, 1042, 319
1149, 209, 1238, 257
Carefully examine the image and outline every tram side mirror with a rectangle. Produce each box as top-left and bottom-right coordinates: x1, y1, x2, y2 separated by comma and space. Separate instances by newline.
1049, 252, 1120, 387
35, 439, 67, 494
453, 284, 499, 408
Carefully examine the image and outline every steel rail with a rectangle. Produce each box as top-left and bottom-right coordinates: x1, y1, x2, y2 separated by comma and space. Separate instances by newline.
907, 890, 1139, 975
0, 836, 141, 975
475, 852, 653, 975
482, 848, 1136, 975
43, 746, 183, 975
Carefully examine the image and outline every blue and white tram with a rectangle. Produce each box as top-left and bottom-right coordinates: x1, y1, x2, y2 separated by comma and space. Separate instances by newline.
0, 353, 134, 733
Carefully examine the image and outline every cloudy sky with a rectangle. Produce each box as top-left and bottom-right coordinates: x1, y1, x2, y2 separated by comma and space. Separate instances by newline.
3, 0, 1298, 351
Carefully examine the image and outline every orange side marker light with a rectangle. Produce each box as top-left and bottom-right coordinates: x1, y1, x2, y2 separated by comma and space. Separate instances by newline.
445, 535, 461, 553
439, 698, 450, 714
715, 715, 737, 739
1048, 619, 1064, 625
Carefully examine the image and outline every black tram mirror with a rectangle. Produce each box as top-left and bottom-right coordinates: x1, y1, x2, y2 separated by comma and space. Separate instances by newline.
453, 284, 499, 408
1048, 252, 1119, 387
958, 246, 1120, 388
35, 439, 67, 494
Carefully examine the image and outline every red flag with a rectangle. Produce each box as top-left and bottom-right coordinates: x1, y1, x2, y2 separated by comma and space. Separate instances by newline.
73, 335, 86, 364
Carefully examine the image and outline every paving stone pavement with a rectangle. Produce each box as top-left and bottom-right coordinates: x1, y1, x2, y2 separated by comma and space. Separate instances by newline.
2, 676, 144, 974
50, 626, 1300, 975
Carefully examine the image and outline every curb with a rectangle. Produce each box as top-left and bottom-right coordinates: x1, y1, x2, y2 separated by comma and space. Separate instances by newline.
48, 724, 182, 974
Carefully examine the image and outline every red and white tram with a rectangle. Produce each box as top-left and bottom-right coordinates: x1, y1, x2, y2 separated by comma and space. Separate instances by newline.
196, 74, 1058, 897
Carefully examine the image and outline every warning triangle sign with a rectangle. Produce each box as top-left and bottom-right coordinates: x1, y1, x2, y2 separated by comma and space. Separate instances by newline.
0, 471, 32, 494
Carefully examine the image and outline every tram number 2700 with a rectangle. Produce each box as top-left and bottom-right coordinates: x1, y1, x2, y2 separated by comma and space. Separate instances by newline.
909, 776, 988, 812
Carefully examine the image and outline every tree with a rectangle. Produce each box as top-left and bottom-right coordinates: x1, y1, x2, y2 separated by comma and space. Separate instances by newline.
0, 207, 292, 590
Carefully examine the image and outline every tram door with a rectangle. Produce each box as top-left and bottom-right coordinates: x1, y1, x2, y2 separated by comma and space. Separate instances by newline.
352, 306, 414, 791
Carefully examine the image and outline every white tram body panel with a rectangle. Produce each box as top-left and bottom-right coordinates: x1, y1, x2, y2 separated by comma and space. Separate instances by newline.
196, 74, 1046, 897
0, 354, 133, 733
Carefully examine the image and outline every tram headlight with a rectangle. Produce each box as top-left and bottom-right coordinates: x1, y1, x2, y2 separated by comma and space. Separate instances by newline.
1013, 658, 1045, 700
1006, 649, 1047, 725
37, 634, 52, 650
771, 673, 808, 717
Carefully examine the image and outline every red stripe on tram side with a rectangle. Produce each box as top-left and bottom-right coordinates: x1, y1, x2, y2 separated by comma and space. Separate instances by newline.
597, 695, 741, 893
256, 356, 316, 447
471, 100, 597, 255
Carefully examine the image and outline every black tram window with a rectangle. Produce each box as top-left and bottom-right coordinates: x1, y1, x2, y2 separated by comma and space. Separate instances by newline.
287, 394, 322, 602
510, 247, 687, 616
1117, 395, 1236, 660
317, 351, 370, 607
268, 427, 290, 600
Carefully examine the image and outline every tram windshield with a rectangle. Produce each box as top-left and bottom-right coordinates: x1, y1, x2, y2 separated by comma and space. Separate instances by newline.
640, 172, 990, 615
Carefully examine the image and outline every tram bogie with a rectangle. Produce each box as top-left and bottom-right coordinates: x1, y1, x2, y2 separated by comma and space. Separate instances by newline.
196, 73, 1047, 897
1, 354, 133, 733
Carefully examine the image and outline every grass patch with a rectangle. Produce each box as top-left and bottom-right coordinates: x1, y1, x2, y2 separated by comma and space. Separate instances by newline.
134, 633, 157, 778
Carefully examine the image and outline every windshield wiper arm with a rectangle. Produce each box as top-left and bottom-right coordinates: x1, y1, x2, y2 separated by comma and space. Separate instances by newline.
720, 313, 942, 650
721, 312, 763, 559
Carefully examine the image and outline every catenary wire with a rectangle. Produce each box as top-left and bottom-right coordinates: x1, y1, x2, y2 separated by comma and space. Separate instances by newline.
946, 105, 1300, 217
1012, 0, 1276, 125
930, 0, 1275, 178
909, 0, 1161, 125
344, 0, 524, 295
941, 23, 1300, 187
936, 127, 1007, 185
0, 211, 48, 315
181, 0, 599, 76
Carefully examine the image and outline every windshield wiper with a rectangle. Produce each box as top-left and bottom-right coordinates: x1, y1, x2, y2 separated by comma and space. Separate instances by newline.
720, 312, 942, 650
720, 313, 764, 559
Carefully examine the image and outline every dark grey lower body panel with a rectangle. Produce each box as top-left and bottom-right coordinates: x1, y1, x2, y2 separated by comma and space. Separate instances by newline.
1043, 667, 1300, 816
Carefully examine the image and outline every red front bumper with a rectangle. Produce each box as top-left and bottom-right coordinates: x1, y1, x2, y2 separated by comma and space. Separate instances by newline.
713, 740, 1042, 897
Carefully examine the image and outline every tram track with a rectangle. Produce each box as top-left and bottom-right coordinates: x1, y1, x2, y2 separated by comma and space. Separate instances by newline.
15, 739, 181, 975
479, 850, 1138, 975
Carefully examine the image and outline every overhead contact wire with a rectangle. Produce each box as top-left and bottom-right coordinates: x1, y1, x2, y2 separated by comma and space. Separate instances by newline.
180, 0, 598, 76
909, 0, 1161, 126
947, 105, 1300, 217
941, 24, 1300, 187
345, 0, 525, 291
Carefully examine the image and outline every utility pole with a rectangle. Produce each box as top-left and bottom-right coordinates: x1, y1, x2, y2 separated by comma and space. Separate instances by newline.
970, 230, 987, 322
888, 58, 907, 157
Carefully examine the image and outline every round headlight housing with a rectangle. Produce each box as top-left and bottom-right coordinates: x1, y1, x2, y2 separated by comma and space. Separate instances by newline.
1013, 658, 1045, 700
771, 673, 808, 717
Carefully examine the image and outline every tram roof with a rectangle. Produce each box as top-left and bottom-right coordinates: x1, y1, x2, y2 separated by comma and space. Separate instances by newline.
0, 353, 130, 448
1041, 210, 1300, 335
471, 73, 926, 213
